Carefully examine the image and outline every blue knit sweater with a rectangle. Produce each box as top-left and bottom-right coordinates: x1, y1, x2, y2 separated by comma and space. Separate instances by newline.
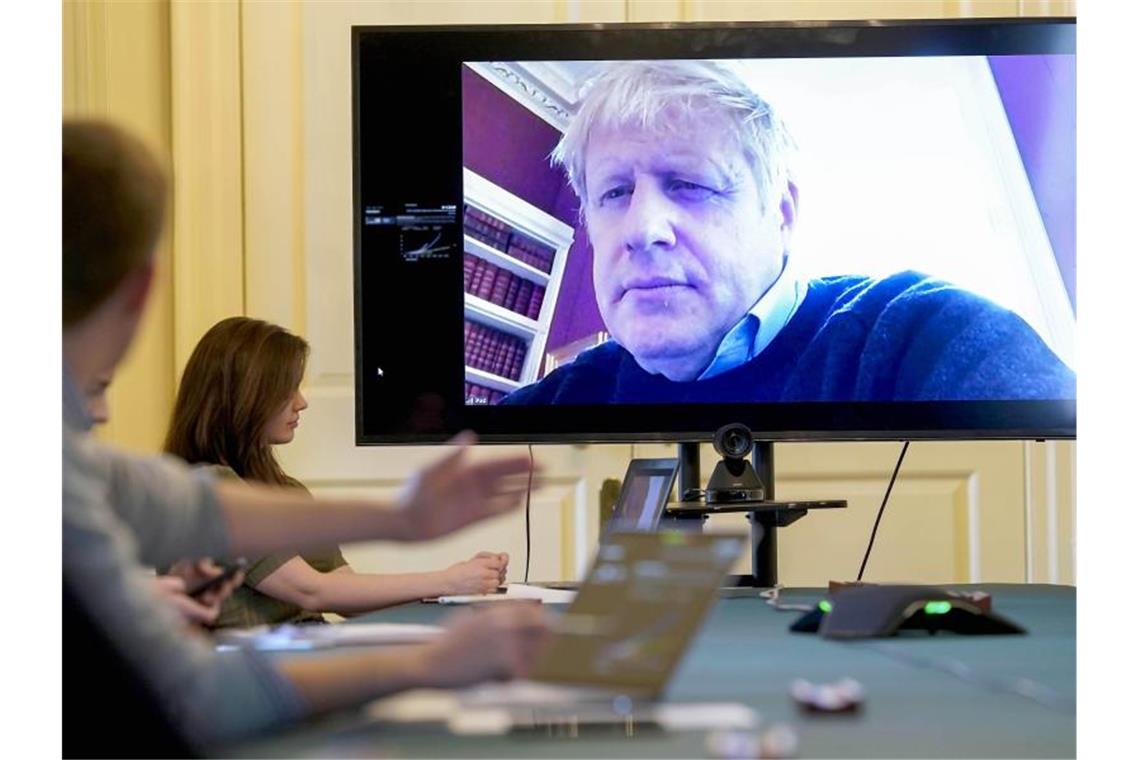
502, 272, 1075, 404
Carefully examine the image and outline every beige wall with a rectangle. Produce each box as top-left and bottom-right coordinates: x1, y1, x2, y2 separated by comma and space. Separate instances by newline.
63, 0, 176, 452
62, 0, 1075, 585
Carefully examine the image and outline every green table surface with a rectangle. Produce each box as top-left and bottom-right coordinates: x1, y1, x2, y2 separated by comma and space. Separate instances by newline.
234, 584, 1075, 758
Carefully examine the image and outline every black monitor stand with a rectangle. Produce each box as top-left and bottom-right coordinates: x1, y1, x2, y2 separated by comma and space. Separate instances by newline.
661, 441, 846, 588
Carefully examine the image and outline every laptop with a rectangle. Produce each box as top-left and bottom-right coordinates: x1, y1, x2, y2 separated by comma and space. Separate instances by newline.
435, 458, 681, 601
528, 458, 681, 594
605, 458, 682, 533
455, 530, 748, 731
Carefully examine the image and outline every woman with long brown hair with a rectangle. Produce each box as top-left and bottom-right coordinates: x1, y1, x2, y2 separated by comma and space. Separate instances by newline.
165, 316, 509, 627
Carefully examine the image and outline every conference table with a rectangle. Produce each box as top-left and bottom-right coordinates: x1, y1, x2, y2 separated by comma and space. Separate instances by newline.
236, 584, 1075, 758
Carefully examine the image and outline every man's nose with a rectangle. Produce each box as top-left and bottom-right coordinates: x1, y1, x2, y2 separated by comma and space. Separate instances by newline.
622, 184, 677, 254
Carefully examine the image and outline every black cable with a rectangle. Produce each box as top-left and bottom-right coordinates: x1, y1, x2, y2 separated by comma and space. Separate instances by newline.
857, 441, 910, 581
524, 444, 533, 583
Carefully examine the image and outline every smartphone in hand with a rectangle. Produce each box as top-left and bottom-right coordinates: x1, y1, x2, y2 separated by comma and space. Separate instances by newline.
186, 558, 248, 599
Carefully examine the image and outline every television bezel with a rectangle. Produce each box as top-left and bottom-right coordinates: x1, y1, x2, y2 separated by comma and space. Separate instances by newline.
351, 17, 1076, 445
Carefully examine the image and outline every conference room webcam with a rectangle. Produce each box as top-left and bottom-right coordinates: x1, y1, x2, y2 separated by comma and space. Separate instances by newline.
706, 424, 766, 505
713, 423, 754, 461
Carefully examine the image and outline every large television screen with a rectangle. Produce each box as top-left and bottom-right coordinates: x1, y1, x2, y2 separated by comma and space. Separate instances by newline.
353, 19, 1075, 443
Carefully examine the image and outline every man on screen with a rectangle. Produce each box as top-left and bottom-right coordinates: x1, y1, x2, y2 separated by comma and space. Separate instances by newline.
501, 60, 1074, 405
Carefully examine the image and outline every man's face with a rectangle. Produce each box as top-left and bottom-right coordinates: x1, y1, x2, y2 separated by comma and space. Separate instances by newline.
583, 114, 793, 381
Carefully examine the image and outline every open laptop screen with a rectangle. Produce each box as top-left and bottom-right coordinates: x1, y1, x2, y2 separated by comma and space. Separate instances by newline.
533, 531, 745, 697
607, 459, 680, 533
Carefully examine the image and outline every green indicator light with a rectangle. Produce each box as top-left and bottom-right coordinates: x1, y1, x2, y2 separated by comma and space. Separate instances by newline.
661, 532, 685, 545
819, 600, 833, 613
924, 601, 952, 615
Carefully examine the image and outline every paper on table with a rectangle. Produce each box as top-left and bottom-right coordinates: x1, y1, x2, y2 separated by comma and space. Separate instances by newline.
366, 689, 459, 723
215, 622, 443, 651
505, 583, 577, 603
435, 583, 577, 605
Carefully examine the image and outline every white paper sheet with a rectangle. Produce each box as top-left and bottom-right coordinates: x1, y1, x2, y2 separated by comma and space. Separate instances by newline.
434, 583, 577, 605
215, 622, 443, 651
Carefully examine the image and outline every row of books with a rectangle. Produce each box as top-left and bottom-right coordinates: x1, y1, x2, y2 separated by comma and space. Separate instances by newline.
464, 320, 527, 381
463, 204, 557, 274
465, 383, 507, 406
464, 253, 546, 320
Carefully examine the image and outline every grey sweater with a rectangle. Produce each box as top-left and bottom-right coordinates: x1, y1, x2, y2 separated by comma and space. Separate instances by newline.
61, 366, 305, 746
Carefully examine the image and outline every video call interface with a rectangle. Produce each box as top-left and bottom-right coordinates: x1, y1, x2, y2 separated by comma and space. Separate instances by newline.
459, 55, 1076, 408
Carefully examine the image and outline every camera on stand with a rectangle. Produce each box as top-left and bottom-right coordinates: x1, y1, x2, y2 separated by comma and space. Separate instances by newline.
706, 423, 766, 504
664, 424, 847, 587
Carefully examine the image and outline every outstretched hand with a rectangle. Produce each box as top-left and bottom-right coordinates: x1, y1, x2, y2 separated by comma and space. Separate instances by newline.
395, 432, 536, 541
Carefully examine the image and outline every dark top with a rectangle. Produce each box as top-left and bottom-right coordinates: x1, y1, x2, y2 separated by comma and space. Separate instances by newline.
502, 272, 1075, 405
64, 579, 198, 758
214, 547, 348, 629
209, 466, 349, 629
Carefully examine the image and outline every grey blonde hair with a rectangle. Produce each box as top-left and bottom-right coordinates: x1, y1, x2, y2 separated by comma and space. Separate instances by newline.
551, 60, 796, 214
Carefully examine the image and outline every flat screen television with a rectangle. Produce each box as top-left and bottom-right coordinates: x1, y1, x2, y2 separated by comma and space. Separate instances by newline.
353, 18, 1075, 444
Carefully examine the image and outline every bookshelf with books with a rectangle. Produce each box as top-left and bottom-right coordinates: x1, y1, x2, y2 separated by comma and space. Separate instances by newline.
462, 168, 574, 401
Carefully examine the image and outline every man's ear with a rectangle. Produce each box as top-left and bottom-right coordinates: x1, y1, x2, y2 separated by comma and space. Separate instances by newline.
120, 260, 155, 318
780, 180, 799, 231
779, 179, 799, 249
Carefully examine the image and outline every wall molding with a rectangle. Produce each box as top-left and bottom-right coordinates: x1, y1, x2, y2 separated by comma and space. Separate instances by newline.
467, 61, 576, 131
170, 0, 246, 372
62, 0, 176, 453
1024, 440, 1075, 584
241, 0, 306, 332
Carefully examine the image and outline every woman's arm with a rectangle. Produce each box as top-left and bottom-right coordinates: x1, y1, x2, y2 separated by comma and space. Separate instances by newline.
216, 433, 535, 557
255, 553, 508, 614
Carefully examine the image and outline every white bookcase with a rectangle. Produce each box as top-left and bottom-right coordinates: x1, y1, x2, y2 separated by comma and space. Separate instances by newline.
462, 168, 575, 400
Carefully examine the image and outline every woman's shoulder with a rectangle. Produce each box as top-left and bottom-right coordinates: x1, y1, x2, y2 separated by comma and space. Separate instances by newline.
198, 462, 310, 493
200, 463, 240, 481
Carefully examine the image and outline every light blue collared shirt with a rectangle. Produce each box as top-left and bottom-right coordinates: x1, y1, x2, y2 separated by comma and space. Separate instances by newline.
698, 261, 805, 381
